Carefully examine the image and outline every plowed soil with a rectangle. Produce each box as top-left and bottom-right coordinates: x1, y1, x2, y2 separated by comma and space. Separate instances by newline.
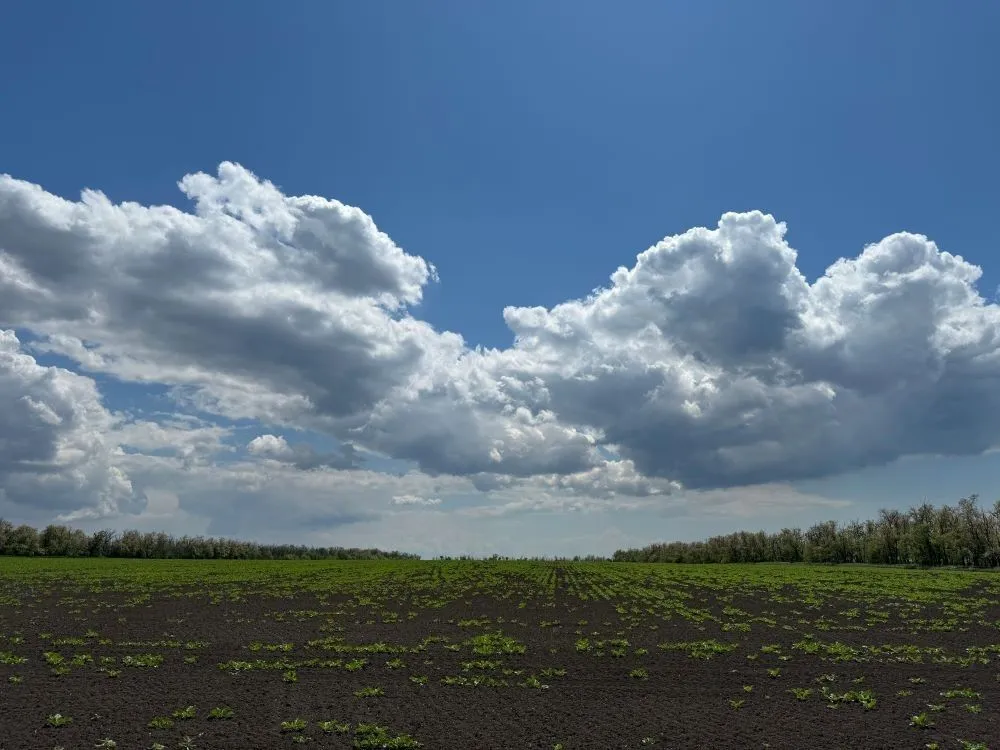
1, 568, 999, 749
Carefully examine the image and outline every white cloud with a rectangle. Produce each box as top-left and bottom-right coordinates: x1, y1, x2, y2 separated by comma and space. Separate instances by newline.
247, 434, 293, 460
527, 458, 680, 498
113, 417, 231, 467
0, 163, 460, 429
355, 209, 1000, 489
246, 433, 359, 469
0, 330, 136, 521
3, 164, 1000, 548
433, 212, 1000, 489
390, 494, 442, 506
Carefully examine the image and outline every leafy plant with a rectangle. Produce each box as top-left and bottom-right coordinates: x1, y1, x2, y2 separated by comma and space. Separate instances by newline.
318, 720, 351, 733
910, 713, 934, 728
172, 706, 196, 720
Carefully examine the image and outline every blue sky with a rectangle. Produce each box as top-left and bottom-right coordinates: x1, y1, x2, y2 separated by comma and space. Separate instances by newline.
1, 1, 999, 556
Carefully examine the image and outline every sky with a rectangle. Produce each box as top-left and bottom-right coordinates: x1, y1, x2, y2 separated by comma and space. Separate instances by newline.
1, 0, 999, 558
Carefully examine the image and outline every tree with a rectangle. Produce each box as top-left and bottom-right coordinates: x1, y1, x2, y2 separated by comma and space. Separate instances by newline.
5, 525, 41, 556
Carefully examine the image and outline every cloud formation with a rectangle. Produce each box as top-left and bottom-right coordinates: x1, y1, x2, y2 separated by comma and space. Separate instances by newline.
2, 162, 1000, 518
247, 433, 360, 470
0, 163, 459, 429
390, 494, 442, 507
508, 217, 1000, 488
366, 210, 1000, 489
0, 330, 135, 520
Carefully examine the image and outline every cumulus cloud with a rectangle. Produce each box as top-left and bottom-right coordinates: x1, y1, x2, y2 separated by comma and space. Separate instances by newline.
529, 459, 681, 498
113, 416, 231, 468
4, 163, 1000, 507
390, 494, 442, 507
247, 433, 359, 470
0, 330, 135, 520
0, 163, 460, 428
401, 211, 1000, 490
360, 396, 604, 478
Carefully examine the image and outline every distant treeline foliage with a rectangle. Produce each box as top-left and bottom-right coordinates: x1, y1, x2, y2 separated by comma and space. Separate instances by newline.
613, 495, 1000, 568
432, 554, 609, 562
0, 520, 418, 560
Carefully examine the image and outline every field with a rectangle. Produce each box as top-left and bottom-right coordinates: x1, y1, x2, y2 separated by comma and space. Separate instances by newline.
1, 560, 999, 749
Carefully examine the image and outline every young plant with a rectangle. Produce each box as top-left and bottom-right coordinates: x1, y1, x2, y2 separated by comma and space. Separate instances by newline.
910, 713, 935, 728
317, 720, 350, 733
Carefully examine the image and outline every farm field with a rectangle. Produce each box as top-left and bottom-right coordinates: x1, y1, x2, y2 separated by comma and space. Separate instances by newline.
1, 560, 999, 749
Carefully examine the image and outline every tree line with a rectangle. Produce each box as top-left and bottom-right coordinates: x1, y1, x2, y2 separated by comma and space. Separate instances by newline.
612, 494, 1000, 567
432, 554, 608, 562
0, 520, 418, 560
6, 493, 1000, 566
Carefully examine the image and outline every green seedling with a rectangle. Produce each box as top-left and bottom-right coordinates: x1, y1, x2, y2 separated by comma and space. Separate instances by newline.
910, 713, 934, 728
318, 720, 351, 733
172, 706, 196, 720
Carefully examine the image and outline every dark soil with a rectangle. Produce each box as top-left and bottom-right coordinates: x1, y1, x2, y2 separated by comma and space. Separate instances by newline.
1, 571, 999, 749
